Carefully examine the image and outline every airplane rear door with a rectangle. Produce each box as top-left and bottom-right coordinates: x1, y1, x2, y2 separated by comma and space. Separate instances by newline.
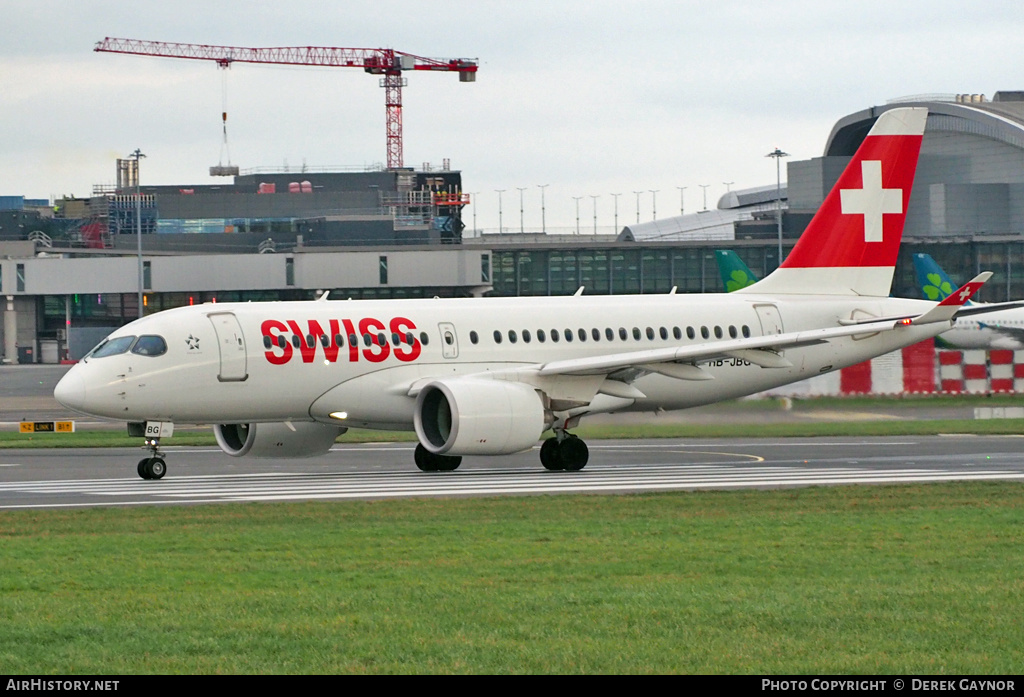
208, 312, 248, 382
753, 304, 784, 336
438, 322, 459, 359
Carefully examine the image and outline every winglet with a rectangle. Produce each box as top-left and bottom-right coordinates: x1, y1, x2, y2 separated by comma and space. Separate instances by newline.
911, 272, 992, 325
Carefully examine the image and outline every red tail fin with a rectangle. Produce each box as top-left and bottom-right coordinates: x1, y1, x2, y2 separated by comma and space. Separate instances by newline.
739, 107, 927, 296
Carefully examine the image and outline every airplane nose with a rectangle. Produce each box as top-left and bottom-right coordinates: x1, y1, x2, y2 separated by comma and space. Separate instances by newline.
54, 370, 87, 412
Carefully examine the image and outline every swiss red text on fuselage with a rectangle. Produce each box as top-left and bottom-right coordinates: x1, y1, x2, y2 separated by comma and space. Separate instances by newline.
261, 317, 421, 365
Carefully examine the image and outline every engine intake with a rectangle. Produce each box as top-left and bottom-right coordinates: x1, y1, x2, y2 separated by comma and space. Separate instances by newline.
214, 422, 345, 458
414, 378, 546, 456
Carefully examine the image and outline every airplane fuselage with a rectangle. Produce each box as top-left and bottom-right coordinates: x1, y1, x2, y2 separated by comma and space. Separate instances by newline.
57, 292, 945, 429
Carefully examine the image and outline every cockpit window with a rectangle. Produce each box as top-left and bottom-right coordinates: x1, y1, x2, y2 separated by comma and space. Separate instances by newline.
131, 335, 167, 357
88, 336, 136, 358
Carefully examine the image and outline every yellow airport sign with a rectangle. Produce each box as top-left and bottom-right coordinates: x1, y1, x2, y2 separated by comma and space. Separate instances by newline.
19, 421, 76, 433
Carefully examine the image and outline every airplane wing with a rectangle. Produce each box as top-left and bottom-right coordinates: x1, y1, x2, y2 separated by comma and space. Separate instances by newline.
976, 320, 1024, 343
954, 301, 1024, 317
538, 274, 991, 378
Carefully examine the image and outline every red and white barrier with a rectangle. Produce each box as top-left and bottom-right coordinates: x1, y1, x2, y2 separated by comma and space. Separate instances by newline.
765, 340, 1024, 397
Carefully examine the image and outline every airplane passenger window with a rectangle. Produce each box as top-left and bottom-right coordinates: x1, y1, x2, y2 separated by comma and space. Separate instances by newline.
729, 326, 738, 339
348, 333, 358, 346
537, 329, 546, 342
335, 333, 345, 347
714, 326, 723, 339
405, 332, 414, 345
321, 334, 331, 348
362, 334, 372, 347
420, 332, 429, 346
687, 327, 695, 340
605, 328, 614, 341
550, 329, 559, 343
509, 330, 518, 344
645, 327, 654, 340
444, 332, 454, 345
131, 335, 167, 357
88, 336, 136, 358
592, 328, 601, 341
292, 335, 302, 348
493, 330, 502, 344
278, 335, 288, 349
632, 327, 641, 340
742, 325, 751, 338
564, 328, 573, 342
577, 328, 587, 342
673, 327, 682, 340
306, 334, 315, 348
659, 327, 668, 340
619, 327, 627, 341
701, 326, 710, 339
263, 336, 272, 350
377, 333, 387, 346
391, 332, 401, 345
523, 330, 531, 343
470, 331, 479, 344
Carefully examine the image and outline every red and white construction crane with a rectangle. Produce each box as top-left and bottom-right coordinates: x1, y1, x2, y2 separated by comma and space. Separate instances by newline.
94, 37, 479, 170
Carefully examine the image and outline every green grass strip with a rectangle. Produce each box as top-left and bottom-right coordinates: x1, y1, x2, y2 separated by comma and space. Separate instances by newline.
1, 482, 1022, 674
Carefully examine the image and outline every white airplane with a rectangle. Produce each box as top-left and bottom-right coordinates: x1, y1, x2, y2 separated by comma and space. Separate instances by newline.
55, 107, 990, 479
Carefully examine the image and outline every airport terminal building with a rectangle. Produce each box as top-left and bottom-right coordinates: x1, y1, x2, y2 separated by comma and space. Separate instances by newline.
4, 92, 1024, 363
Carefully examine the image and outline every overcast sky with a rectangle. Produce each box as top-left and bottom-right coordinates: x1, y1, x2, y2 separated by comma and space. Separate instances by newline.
3, 0, 1022, 233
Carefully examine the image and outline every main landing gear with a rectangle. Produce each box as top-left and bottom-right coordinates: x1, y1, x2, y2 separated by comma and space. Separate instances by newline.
539, 432, 589, 471
137, 436, 167, 480
414, 444, 463, 472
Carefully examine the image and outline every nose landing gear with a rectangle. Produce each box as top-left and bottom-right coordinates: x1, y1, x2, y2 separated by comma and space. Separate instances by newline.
137, 437, 167, 480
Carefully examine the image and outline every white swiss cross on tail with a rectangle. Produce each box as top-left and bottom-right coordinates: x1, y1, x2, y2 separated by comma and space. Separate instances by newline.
738, 106, 927, 297
840, 160, 903, 243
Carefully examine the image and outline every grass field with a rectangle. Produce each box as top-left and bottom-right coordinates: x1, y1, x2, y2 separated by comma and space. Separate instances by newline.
2, 482, 1022, 674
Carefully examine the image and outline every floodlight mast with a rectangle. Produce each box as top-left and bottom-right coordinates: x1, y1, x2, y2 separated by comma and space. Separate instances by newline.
94, 37, 479, 169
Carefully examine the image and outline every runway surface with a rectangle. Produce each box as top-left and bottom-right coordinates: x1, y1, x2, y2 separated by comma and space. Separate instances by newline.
2, 436, 1023, 509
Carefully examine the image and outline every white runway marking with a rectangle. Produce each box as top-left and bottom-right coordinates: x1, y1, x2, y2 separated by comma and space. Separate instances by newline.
2, 461, 1024, 509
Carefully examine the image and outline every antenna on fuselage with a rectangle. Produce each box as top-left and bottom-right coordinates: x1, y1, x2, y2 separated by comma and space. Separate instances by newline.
573, 286, 585, 296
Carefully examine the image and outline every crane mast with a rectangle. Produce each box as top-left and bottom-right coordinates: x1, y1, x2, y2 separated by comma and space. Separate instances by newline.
94, 38, 478, 169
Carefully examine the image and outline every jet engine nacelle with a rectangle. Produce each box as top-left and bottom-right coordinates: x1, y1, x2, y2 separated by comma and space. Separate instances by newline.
414, 378, 546, 456
214, 422, 346, 458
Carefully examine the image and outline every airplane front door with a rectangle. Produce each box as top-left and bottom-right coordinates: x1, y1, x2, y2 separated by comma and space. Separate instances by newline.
208, 312, 248, 382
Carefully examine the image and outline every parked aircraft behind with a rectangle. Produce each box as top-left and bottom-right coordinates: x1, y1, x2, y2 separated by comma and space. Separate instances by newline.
715, 249, 760, 291
912, 253, 1024, 350
56, 107, 991, 479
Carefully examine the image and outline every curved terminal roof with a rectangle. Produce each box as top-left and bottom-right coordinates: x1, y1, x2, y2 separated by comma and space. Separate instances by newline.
824, 93, 1024, 157
620, 184, 787, 242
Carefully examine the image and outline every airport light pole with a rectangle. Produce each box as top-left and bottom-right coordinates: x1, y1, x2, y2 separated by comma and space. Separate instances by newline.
766, 147, 789, 262
699, 184, 710, 211
676, 186, 686, 216
537, 184, 549, 233
723, 181, 734, 192
573, 196, 583, 235
649, 190, 659, 221
633, 191, 643, 224
590, 195, 600, 234
610, 193, 621, 233
468, 192, 479, 236
516, 187, 527, 233
129, 148, 146, 319
494, 189, 505, 234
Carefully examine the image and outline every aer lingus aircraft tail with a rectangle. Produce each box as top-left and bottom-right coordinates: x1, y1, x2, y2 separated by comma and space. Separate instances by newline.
912, 253, 960, 302
715, 250, 759, 291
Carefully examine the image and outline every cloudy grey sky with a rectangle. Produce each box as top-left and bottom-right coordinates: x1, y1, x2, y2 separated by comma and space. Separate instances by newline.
3, 0, 1022, 232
